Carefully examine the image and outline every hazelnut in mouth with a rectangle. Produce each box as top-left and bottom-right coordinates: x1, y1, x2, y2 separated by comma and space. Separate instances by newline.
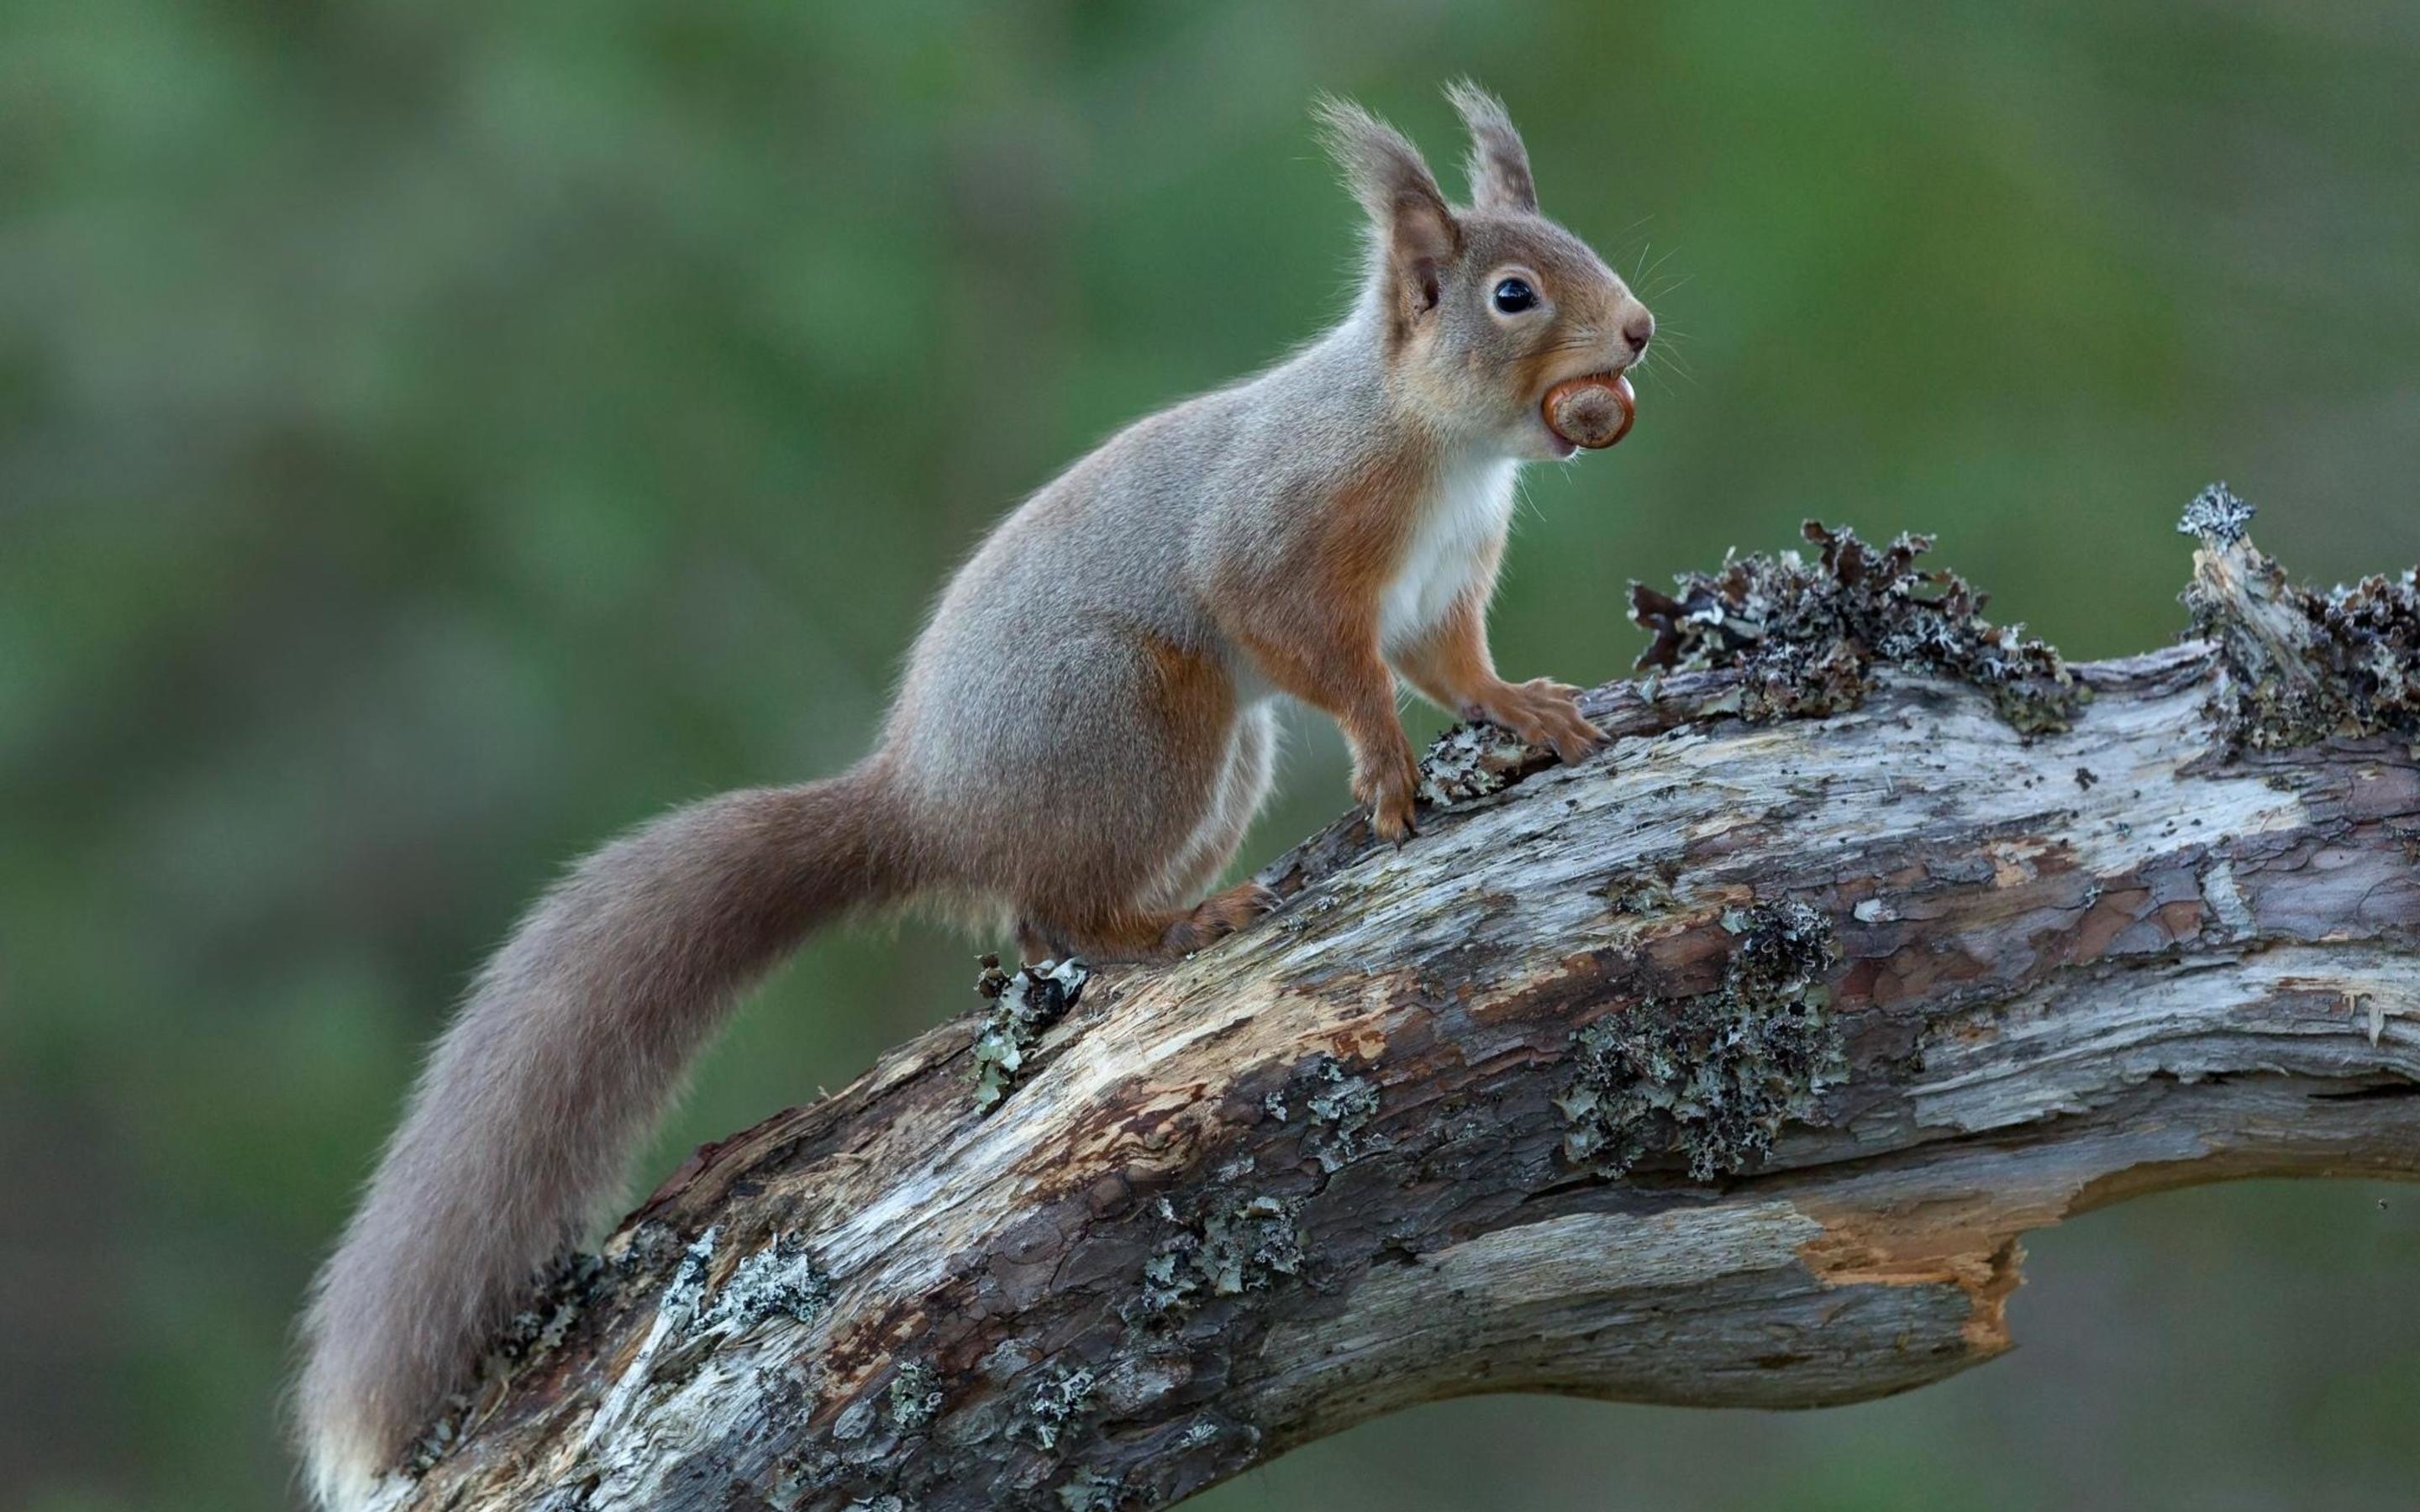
1541, 371, 1636, 452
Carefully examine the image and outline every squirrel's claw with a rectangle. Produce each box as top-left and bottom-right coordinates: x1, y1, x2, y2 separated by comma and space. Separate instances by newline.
1355, 747, 1423, 845
1474, 676, 1605, 765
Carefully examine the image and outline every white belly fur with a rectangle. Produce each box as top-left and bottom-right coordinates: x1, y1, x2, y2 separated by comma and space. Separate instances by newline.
1378, 454, 1519, 653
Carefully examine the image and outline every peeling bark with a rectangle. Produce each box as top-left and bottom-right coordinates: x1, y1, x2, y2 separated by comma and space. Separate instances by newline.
379, 517, 2420, 1512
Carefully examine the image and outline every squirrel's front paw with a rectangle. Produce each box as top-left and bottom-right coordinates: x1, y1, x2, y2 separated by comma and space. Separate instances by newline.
1470, 678, 1605, 764
1352, 748, 1422, 844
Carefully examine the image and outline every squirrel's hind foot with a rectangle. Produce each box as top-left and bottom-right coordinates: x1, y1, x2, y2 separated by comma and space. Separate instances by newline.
1021, 881, 1281, 966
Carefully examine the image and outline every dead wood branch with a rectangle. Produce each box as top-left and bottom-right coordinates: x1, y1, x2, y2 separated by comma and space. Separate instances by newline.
381, 501, 2420, 1512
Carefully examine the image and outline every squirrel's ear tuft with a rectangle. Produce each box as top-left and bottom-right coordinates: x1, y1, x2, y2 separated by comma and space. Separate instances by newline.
1314, 95, 1459, 322
1314, 95, 1446, 230
1445, 80, 1538, 214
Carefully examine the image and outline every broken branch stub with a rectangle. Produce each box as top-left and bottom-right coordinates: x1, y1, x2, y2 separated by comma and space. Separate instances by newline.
2180, 481, 2420, 751
379, 499, 2420, 1512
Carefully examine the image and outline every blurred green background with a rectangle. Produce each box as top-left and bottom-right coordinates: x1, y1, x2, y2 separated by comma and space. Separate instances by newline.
5, 2, 2418, 1508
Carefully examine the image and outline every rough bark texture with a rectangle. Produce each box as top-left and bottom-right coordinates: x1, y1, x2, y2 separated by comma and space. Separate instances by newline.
379, 510, 2419, 1512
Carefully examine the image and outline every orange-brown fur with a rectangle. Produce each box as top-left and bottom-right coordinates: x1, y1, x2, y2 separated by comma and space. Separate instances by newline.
1213, 448, 1439, 840
1394, 572, 1605, 764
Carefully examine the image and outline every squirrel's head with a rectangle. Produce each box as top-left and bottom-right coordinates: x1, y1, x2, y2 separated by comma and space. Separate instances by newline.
1320, 83, 1654, 462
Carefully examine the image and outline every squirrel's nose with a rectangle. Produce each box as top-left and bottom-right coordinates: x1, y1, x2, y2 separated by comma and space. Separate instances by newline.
1622, 308, 1655, 354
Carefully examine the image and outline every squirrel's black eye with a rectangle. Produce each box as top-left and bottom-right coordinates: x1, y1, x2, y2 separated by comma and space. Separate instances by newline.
1491, 276, 1538, 313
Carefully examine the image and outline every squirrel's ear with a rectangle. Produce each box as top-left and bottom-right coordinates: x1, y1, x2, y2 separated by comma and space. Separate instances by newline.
1316, 95, 1460, 323
1445, 80, 1537, 215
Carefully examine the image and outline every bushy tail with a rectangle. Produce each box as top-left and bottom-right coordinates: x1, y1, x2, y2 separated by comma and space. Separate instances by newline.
296, 769, 905, 1509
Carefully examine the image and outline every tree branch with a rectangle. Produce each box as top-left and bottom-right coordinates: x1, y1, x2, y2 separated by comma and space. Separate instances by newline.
384, 508, 2420, 1512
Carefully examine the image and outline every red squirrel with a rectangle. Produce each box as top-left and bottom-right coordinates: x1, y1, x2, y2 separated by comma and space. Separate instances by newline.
296, 83, 1652, 1509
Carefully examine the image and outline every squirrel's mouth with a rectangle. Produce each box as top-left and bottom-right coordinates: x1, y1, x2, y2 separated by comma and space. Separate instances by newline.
1540, 370, 1636, 454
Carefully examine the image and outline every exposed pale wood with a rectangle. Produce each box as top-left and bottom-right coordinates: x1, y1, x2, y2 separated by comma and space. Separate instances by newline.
376, 531, 2419, 1512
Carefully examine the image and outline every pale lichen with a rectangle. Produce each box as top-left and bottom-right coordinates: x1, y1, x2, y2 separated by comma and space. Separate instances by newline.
656, 1226, 721, 1335
1418, 721, 1536, 806
885, 1359, 944, 1434
2176, 479, 2256, 546
699, 1230, 831, 1336
1131, 1193, 1306, 1325
1632, 521, 2087, 733
1015, 1365, 1099, 1452
1057, 1468, 1125, 1510
1298, 1057, 1385, 1173
1558, 899, 1846, 1179
971, 954, 1091, 1111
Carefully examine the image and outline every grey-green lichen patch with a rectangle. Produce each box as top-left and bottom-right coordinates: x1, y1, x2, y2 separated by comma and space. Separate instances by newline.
700, 1230, 832, 1335
1057, 1468, 1125, 1510
1131, 1193, 1307, 1325
1014, 1365, 1098, 1451
1298, 1056, 1385, 1173
886, 1358, 944, 1434
1418, 721, 1536, 805
2180, 483, 2420, 750
971, 954, 1091, 1111
1632, 521, 2087, 734
1558, 899, 1846, 1180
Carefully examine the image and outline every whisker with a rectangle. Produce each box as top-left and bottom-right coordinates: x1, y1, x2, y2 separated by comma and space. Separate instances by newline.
1604, 214, 1655, 253
1628, 341, 1697, 391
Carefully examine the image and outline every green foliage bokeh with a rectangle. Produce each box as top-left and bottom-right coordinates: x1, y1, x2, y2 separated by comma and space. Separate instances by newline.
3, 3, 2417, 1509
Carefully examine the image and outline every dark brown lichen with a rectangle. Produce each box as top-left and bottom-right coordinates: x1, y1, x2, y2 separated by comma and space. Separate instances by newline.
1631, 521, 2086, 733
1556, 899, 1846, 1180
2179, 484, 2420, 750
971, 954, 1091, 1111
